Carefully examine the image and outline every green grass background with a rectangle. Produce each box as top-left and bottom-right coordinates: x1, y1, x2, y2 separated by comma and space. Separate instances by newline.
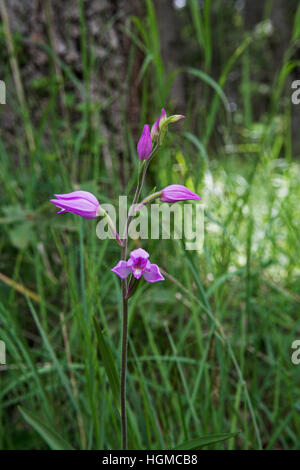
0, 0, 300, 450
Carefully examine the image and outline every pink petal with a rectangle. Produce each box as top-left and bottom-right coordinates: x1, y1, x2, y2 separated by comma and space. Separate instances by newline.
160, 184, 201, 203
143, 263, 165, 283
50, 198, 99, 218
111, 261, 131, 279
150, 118, 160, 139
54, 191, 99, 207
132, 267, 144, 280
129, 248, 149, 262
137, 125, 152, 160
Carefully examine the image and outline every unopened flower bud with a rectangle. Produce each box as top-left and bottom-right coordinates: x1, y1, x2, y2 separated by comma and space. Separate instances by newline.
151, 108, 167, 142
137, 124, 152, 160
160, 184, 201, 203
50, 191, 101, 219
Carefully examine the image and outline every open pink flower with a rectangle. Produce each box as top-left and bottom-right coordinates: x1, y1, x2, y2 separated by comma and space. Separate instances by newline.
50, 191, 101, 219
160, 185, 201, 203
137, 124, 152, 160
112, 248, 164, 283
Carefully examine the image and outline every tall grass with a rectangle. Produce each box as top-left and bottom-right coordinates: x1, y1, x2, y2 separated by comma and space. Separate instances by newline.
0, 0, 300, 450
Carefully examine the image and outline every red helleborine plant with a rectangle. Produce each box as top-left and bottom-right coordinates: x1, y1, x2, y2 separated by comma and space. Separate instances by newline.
50, 108, 202, 450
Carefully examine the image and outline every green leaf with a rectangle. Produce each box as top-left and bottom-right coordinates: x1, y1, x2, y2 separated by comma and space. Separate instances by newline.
173, 432, 239, 450
186, 67, 230, 113
93, 316, 120, 412
18, 406, 74, 450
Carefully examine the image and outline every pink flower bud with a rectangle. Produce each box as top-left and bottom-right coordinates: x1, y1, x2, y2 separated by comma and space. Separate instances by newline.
160, 185, 201, 203
151, 108, 167, 141
50, 191, 101, 219
137, 124, 152, 160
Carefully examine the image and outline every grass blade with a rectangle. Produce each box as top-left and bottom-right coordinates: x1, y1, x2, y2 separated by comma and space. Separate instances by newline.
19, 406, 74, 450
173, 432, 239, 450
93, 316, 120, 413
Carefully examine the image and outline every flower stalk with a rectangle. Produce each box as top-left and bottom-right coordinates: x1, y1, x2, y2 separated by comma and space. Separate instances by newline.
119, 146, 158, 450
120, 242, 129, 450
49, 108, 191, 451
118, 136, 164, 450
117, 113, 192, 450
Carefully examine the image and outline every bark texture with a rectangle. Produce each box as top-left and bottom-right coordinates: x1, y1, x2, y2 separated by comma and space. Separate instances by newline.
1, 0, 141, 149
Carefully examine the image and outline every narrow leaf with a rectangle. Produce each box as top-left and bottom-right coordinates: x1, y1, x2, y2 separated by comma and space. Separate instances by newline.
93, 316, 120, 412
19, 406, 74, 450
173, 432, 239, 450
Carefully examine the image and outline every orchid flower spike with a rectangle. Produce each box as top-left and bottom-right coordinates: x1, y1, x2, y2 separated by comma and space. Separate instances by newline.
50, 191, 102, 219
112, 248, 164, 283
137, 124, 152, 160
160, 185, 201, 203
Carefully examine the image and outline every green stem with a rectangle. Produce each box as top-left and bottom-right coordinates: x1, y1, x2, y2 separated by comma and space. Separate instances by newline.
121, 240, 128, 449
133, 191, 162, 214
103, 210, 123, 247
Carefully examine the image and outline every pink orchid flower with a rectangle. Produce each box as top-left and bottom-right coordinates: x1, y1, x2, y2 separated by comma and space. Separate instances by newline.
112, 248, 164, 283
